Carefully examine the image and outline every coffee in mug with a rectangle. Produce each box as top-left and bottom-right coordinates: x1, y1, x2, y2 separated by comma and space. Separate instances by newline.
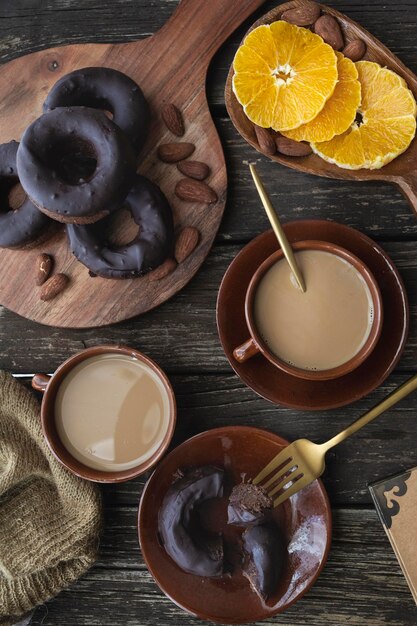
54, 353, 172, 472
254, 249, 375, 372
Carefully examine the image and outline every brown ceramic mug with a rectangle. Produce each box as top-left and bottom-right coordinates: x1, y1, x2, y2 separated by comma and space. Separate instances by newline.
31, 344, 176, 483
233, 240, 383, 381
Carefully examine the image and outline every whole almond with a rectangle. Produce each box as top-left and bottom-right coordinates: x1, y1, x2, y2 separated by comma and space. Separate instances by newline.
149, 258, 177, 281
343, 39, 366, 62
175, 178, 218, 204
314, 15, 344, 50
281, 2, 320, 26
175, 227, 200, 263
40, 273, 69, 301
276, 136, 312, 157
36, 253, 53, 286
254, 126, 276, 156
157, 142, 195, 163
177, 160, 210, 180
161, 103, 185, 137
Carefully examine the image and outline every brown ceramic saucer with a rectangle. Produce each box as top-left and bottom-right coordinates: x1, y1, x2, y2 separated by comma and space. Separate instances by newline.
138, 426, 331, 624
217, 220, 409, 410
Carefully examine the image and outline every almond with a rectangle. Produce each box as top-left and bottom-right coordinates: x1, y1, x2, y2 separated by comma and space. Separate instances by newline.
314, 15, 344, 50
161, 103, 185, 137
157, 142, 195, 163
254, 126, 276, 156
175, 178, 218, 204
36, 253, 53, 286
177, 160, 210, 180
148, 258, 177, 281
40, 273, 69, 301
175, 227, 200, 263
276, 136, 312, 157
281, 2, 320, 26
343, 39, 366, 62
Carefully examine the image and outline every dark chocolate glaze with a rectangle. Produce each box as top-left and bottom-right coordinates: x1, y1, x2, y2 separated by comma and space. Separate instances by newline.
228, 482, 273, 526
67, 174, 174, 279
242, 525, 284, 600
0, 140, 51, 249
16, 107, 136, 223
43, 67, 150, 153
158, 466, 224, 577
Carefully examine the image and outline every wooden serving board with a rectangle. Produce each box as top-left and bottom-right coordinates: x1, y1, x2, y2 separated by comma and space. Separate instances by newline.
0, 0, 265, 328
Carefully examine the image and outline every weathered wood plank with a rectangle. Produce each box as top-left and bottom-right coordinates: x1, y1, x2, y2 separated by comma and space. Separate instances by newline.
28, 507, 417, 626
94, 371, 417, 508
0, 241, 415, 373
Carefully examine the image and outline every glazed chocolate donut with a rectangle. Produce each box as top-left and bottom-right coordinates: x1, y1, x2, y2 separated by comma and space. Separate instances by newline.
158, 466, 224, 577
0, 140, 52, 249
43, 67, 150, 153
66, 175, 174, 278
242, 525, 284, 600
16, 107, 136, 224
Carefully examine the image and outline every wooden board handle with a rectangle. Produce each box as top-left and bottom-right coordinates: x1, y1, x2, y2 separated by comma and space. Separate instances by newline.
157, 0, 266, 72
397, 173, 417, 217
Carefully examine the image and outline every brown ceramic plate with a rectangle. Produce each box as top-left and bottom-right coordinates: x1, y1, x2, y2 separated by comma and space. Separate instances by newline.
138, 426, 331, 624
217, 220, 409, 410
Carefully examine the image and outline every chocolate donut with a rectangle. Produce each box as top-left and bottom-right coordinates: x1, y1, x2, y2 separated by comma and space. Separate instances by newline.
16, 107, 136, 224
158, 466, 224, 577
43, 67, 150, 153
242, 525, 284, 600
66, 175, 174, 279
0, 140, 52, 249
228, 482, 273, 526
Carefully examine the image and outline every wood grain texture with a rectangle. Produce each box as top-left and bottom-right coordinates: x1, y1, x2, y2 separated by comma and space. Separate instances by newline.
225, 0, 417, 216
0, 0, 265, 328
28, 507, 417, 626
2, 2, 417, 626
0, 241, 416, 374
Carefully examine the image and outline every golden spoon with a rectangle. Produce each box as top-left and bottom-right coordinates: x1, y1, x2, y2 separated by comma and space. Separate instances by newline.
249, 163, 306, 292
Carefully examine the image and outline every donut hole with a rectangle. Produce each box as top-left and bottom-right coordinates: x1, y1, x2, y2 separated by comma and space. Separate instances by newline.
106, 208, 140, 247
8, 182, 26, 211
0, 179, 26, 213
50, 137, 98, 186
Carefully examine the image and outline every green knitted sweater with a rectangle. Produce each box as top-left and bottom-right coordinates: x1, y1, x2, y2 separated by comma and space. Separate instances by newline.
0, 372, 101, 625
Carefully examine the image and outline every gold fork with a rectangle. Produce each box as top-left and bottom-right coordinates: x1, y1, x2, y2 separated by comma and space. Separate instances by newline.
254, 373, 417, 507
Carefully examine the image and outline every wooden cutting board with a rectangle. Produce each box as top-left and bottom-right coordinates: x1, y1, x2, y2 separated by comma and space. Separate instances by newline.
0, 0, 265, 328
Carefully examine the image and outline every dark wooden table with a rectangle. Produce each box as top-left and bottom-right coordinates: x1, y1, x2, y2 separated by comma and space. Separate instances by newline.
2, 1, 417, 624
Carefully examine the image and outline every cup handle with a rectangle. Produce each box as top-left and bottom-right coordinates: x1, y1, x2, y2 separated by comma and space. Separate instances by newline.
32, 373, 51, 393
233, 338, 260, 363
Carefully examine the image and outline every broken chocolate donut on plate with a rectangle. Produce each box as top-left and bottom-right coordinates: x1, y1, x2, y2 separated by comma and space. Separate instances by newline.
158, 465, 224, 577
139, 426, 331, 624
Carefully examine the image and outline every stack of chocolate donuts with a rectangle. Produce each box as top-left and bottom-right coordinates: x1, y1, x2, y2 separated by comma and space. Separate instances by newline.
0, 67, 175, 279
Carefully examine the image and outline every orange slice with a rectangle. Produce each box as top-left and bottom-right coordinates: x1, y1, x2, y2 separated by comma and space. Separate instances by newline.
283, 53, 361, 143
232, 21, 338, 131
312, 61, 417, 169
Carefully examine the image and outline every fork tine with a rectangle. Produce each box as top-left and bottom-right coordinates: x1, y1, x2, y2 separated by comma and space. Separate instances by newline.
266, 467, 300, 498
253, 447, 293, 485
273, 474, 311, 508
260, 457, 296, 491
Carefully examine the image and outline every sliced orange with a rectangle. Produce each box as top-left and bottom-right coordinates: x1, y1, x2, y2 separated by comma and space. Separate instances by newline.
232, 20, 338, 131
283, 53, 361, 143
312, 61, 417, 169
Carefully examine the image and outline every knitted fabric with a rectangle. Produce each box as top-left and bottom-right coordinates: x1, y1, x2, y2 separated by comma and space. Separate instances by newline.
0, 372, 101, 625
